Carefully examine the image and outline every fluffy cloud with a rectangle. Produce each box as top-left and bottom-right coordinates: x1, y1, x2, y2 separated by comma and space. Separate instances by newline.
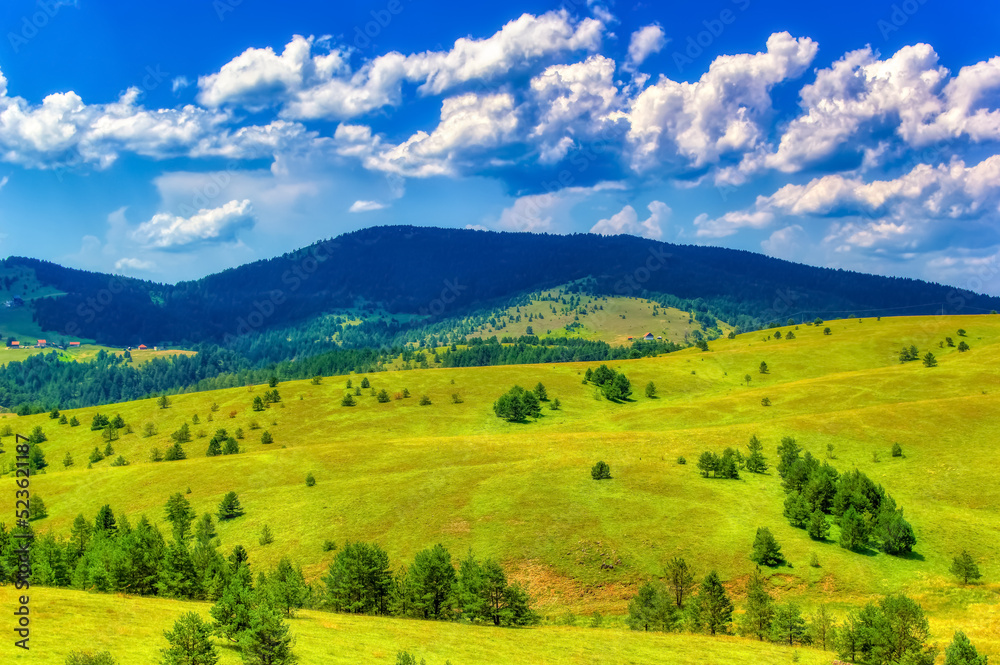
114, 257, 156, 271
529, 55, 623, 162
199, 12, 604, 120
590, 200, 669, 239
626, 25, 666, 70
697, 154, 1000, 248
132, 199, 255, 249
751, 46, 1000, 175
498, 181, 626, 232
338, 92, 521, 177
0, 70, 314, 169
626, 32, 818, 172
349, 199, 386, 212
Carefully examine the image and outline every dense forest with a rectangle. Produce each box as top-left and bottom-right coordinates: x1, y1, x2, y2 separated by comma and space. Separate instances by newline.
12, 226, 1000, 346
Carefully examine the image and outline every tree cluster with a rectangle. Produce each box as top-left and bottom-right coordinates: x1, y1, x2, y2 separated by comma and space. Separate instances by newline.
324, 541, 537, 627
583, 365, 632, 401
777, 437, 916, 555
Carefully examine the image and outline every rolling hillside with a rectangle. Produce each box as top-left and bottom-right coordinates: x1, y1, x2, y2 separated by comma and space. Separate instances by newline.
2, 314, 998, 662
7, 226, 1000, 346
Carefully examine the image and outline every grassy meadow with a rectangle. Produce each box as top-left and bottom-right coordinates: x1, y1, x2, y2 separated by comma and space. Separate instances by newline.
454, 289, 726, 345
0, 314, 998, 660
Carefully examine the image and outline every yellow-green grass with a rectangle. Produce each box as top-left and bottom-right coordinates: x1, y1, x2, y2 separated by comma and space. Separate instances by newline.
0, 585, 836, 665
0, 346, 193, 369
458, 289, 727, 345
3, 314, 1000, 657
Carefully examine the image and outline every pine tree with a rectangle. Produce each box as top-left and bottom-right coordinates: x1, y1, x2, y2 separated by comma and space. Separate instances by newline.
950, 551, 982, 584
770, 603, 807, 645
218, 492, 245, 521
160, 611, 219, 665
626, 581, 674, 632
807, 510, 830, 540
206, 438, 222, 456
645, 381, 657, 398
750, 527, 784, 567
259, 525, 274, 546
409, 543, 457, 620
261, 558, 308, 618
223, 438, 240, 455
664, 557, 695, 608
211, 565, 255, 642
63, 451, 74, 468
29, 494, 48, 520
165, 493, 197, 543
260, 431, 273, 445
534, 382, 548, 401
944, 631, 988, 665
738, 568, 774, 640
94, 504, 118, 536
745, 434, 768, 473
239, 601, 297, 665
692, 571, 733, 635
839, 506, 868, 551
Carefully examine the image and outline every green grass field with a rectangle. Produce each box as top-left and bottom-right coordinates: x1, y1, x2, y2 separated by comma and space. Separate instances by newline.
1, 314, 998, 660
451, 287, 727, 345
0, 586, 835, 664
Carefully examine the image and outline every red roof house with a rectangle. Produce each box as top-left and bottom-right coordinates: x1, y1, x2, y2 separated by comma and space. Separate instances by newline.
69, 341, 80, 347
10, 341, 19, 347
37, 339, 46, 347
138, 344, 148, 350
643, 332, 655, 340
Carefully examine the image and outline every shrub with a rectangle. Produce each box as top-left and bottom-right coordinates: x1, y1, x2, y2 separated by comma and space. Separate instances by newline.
677, 456, 686, 465
376, 389, 391, 403
65, 651, 118, 665
761, 397, 772, 406
341, 393, 356, 407
109, 455, 128, 467
891, 442, 902, 457
550, 397, 561, 410
259, 524, 274, 546
402, 388, 411, 398
451, 393, 463, 404
261, 431, 273, 444
419, 395, 432, 405
591, 461, 612, 480
322, 540, 337, 552
306, 473, 316, 487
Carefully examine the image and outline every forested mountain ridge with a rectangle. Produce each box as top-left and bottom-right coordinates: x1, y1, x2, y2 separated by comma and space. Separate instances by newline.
6, 226, 999, 346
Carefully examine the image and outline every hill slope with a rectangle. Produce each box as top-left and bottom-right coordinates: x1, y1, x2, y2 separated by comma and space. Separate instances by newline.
7, 226, 999, 346
3, 314, 998, 658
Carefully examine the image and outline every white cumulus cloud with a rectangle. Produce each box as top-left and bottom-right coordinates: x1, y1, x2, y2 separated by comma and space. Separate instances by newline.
349, 199, 387, 212
590, 200, 670, 239
626, 25, 666, 70
133, 199, 255, 249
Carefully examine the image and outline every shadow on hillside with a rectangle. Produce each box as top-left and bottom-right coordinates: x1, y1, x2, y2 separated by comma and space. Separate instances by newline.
900, 550, 925, 562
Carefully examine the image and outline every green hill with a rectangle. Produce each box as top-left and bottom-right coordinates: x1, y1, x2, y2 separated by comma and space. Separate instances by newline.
2, 313, 998, 661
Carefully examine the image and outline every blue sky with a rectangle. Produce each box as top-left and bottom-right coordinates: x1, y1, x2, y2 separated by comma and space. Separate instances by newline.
1, 0, 999, 295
